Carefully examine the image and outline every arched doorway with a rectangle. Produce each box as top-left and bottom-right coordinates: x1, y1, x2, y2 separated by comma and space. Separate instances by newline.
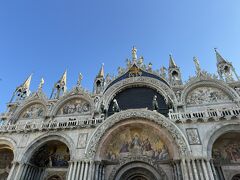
232, 174, 240, 180
120, 167, 157, 180
212, 132, 240, 179
0, 144, 14, 180
96, 120, 176, 179
113, 161, 168, 180
20, 140, 70, 180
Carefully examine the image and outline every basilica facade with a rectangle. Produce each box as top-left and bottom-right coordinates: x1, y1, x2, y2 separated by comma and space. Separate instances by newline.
0, 48, 240, 180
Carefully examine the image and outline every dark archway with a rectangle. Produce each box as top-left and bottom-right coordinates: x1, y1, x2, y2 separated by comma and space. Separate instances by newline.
232, 174, 240, 180
108, 87, 170, 116
120, 167, 157, 180
0, 145, 14, 180
30, 140, 70, 168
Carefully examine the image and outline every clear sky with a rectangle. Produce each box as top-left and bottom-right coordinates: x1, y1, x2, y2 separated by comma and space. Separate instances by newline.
0, 0, 240, 112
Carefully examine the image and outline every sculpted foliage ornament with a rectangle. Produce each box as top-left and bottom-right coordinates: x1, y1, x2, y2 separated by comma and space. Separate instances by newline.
85, 109, 190, 159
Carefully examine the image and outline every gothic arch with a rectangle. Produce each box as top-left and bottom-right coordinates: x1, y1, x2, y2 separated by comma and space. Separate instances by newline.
51, 88, 94, 116
20, 132, 75, 163
205, 123, 240, 159
102, 76, 178, 110
181, 78, 239, 105
85, 109, 190, 159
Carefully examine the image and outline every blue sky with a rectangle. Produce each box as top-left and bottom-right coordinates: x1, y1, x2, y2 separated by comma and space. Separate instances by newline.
0, 0, 240, 112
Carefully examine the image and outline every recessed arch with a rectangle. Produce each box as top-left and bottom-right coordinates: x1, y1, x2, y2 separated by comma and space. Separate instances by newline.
85, 109, 190, 159
205, 123, 240, 159
21, 132, 75, 163
102, 77, 178, 111
51, 93, 94, 117
182, 79, 239, 106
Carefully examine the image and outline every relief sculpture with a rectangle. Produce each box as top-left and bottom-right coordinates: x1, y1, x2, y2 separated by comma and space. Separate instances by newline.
20, 104, 45, 119
186, 87, 230, 105
58, 99, 90, 115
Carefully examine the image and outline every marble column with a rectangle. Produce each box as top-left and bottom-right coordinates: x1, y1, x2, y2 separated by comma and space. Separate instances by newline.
75, 162, 81, 180
187, 159, 194, 180
7, 161, 17, 180
67, 161, 74, 180
80, 162, 85, 180
176, 160, 182, 180
206, 160, 215, 180
201, 159, 210, 180
210, 160, 219, 180
72, 161, 78, 180
196, 159, 204, 180
192, 159, 199, 180
180, 158, 189, 180
83, 161, 89, 180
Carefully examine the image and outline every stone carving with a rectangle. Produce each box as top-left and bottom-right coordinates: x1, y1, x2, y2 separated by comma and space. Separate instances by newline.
85, 109, 190, 158
57, 99, 90, 115
77, 133, 88, 149
186, 128, 201, 145
112, 99, 120, 113
186, 87, 230, 105
152, 95, 159, 111
20, 104, 45, 119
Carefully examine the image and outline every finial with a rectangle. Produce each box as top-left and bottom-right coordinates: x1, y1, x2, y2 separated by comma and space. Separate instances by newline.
169, 54, 177, 68
132, 46, 137, 61
97, 63, 104, 78
77, 73, 83, 87
214, 48, 227, 64
38, 78, 44, 90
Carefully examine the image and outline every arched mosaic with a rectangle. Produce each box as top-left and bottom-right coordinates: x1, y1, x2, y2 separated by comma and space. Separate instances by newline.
186, 86, 230, 106
57, 98, 90, 115
212, 132, 240, 164
30, 140, 70, 168
102, 124, 169, 161
19, 103, 45, 119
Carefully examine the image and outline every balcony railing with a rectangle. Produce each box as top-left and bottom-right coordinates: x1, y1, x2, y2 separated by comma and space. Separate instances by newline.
169, 107, 240, 122
0, 117, 104, 133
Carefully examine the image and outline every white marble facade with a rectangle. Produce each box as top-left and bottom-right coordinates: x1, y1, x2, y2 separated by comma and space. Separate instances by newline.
1, 48, 240, 180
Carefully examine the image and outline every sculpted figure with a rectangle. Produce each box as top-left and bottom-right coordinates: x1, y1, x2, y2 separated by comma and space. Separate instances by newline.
152, 95, 159, 111
112, 99, 120, 113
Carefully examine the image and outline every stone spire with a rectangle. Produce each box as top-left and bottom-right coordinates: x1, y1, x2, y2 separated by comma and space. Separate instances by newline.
168, 55, 182, 85
10, 74, 32, 102
215, 48, 227, 64
50, 70, 67, 99
214, 49, 239, 81
97, 63, 104, 78
169, 54, 177, 68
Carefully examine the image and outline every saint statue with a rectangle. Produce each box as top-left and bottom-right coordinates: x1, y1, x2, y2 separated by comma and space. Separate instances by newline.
77, 73, 83, 87
152, 95, 159, 111
132, 46, 137, 61
112, 99, 120, 113
193, 57, 202, 76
